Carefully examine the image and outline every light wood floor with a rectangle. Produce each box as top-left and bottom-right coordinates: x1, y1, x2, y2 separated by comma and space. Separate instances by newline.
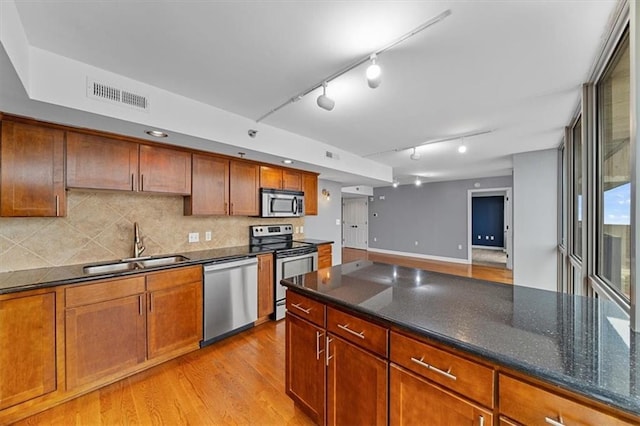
15, 322, 314, 426
342, 247, 513, 285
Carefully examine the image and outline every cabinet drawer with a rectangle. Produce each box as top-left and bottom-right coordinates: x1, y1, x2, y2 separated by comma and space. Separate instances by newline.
65, 276, 146, 307
499, 374, 636, 426
286, 291, 325, 327
145, 265, 202, 291
390, 331, 494, 408
327, 307, 388, 357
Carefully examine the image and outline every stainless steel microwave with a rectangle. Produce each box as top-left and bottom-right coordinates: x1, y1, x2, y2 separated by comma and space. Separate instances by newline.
261, 189, 304, 217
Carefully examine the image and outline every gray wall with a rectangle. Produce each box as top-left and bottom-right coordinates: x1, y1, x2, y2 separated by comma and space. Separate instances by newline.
513, 149, 558, 290
304, 179, 343, 266
369, 175, 513, 261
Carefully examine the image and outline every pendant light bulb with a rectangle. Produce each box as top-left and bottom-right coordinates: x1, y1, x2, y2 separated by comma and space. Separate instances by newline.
317, 82, 335, 111
366, 54, 382, 88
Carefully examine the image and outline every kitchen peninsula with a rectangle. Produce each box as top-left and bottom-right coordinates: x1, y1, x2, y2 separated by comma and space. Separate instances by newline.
282, 261, 640, 425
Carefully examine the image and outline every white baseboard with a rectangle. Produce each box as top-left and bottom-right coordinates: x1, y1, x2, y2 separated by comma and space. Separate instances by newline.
367, 248, 470, 265
472, 245, 505, 251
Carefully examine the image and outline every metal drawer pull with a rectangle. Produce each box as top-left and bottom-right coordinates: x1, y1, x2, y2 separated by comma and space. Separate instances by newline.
337, 323, 365, 339
545, 416, 565, 426
410, 356, 457, 381
55, 195, 59, 216
326, 337, 334, 366
291, 303, 311, 314
478, 415, 484, 426
316, 331, 324, 360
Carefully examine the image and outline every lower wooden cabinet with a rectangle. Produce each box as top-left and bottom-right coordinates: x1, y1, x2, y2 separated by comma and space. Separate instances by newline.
0, 291, 57, 410
327, 335, 387, 426
257, 253, 274, 318
286, 312, 326, 425
390, 364, 492, 426
317, 243, 332, 269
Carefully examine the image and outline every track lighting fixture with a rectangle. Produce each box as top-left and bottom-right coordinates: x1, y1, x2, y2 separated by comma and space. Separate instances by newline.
392, 179, 399, 188
415, 177, 422, 186
457, 137, 467, 153
316, 82, 335, 111
366, 54, 382, 88
410, 147, 421, 161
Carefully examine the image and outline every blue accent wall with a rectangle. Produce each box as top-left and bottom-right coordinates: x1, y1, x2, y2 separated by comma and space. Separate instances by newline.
472, 196, 504, 247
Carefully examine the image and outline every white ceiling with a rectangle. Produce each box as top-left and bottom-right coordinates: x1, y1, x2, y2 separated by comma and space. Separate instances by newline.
9, 0, 619, 186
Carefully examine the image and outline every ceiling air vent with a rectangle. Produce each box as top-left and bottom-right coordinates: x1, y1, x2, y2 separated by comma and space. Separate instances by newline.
325, 151, 340, 160
87, 78, 150, 112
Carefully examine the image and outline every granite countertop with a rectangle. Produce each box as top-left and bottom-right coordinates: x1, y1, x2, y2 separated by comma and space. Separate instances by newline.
0, 245, 266, 295
281, 260, 640, 417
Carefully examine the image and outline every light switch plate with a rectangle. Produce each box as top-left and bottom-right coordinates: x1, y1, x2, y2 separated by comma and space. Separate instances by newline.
205, 231, 212, 241
188, 232, 199, 243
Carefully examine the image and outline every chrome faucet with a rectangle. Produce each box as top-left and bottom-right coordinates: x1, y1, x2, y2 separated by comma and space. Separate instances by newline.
133, 222, 146, 258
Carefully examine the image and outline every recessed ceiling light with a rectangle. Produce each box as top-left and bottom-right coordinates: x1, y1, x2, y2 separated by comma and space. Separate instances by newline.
145, 130, 168, 138
282, 159, 294, 165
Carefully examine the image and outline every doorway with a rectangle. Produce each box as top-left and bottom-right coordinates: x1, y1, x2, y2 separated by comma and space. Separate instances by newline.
467, 188, 512, 270
342, 198, 368, 249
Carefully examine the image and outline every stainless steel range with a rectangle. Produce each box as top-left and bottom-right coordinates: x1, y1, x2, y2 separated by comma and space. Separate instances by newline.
249, 224, 318, 320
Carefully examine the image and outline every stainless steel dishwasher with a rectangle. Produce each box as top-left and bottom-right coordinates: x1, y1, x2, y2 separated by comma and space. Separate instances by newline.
201, 256, 258, 347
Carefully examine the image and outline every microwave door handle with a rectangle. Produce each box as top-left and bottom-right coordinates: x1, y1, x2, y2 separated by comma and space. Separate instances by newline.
292, 197, 298, 214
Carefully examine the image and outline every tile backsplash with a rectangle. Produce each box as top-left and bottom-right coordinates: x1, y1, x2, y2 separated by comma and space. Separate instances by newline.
0, 191, 304, 273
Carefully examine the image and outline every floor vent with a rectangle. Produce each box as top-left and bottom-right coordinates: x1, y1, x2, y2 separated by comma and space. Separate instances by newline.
87, 78, 150, 112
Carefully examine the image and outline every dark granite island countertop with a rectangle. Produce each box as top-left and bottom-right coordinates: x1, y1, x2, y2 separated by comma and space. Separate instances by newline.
281, 260, 640, 418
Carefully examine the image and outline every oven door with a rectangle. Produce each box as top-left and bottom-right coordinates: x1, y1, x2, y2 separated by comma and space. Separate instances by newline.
274, 251, 318, 320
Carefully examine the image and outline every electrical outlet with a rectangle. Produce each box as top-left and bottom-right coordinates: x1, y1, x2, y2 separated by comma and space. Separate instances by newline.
188, 232, 199, 243
458, 244, 463, 250
295, 226, 299, 234
205, 231, 212, 241
414, 241, 419, 246
336, 219, 341, 225
300, 226, 304, 233
374, 237, 377, 242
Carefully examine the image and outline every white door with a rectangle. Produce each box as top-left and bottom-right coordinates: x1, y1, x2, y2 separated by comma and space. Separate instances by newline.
343, 198, 368, 249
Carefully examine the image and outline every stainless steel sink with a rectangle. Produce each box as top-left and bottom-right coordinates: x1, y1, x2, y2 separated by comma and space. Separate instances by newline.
138, 255, 189, 268
83, 255, 190, 275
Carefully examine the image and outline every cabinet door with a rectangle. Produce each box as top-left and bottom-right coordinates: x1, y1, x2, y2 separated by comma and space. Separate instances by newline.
147, 281, 203, 359
66, 132, 138, 191
65, 294, 146, 390
390, 364, 492, 426
318, 244, 332, 269
286, 313, 325, 425
302, 173, 318, 215
230, 160, 259, 216
185, 154, 229, 215
0, 292, 56, 410
282, 170, 302, 191
260, 166, 283, 189
138, 144, 191, 194
327, 335, 387, 426
257, 253, 274, 318
0, 121, 65, 217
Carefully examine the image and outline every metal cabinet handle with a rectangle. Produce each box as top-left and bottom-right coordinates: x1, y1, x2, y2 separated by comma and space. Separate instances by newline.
230, 203, 234, 215
140, 174, 144, 191
131, 173, 135, 191
224, 202, 228, 214
291, 303, 311, 314
545, 416, 565, 426
149, 293, 153, 312
337, 323, 365, 339
478, 415, 484, 426
55, 195, 59, 216
326, 336, 333, 366
138, 295, 143, 316
410, 356, 457, 381
316, 331, 324, 360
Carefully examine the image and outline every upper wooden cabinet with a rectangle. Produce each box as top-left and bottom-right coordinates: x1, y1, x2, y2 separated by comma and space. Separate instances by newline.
302, 173, 318, 215
67, 132, 138, 191
67, 132, 191, 195
230, 160, 259, 216
0, 291, 57, 410
260, 166, 302, 191
184, 154, 230, 215
1, 121, 65, 217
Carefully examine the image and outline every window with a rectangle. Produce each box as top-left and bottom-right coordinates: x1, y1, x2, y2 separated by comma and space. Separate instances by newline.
596, 33, 630, 299
572, 117, 583, 260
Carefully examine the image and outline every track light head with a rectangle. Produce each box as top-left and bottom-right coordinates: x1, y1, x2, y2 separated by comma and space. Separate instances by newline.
410, 147, 421, 160
415, 177, 422, 186
457, 136, 467, 153
392, 179, 399, 188
366, 54, 382, 88
317, 82, 335, 111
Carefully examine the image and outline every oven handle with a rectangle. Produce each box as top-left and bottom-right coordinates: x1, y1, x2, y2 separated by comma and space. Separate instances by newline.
276, 249, 318, 260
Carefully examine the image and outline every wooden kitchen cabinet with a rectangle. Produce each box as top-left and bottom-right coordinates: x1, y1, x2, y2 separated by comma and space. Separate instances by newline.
499, 374, 636, 426
0, 120, 65, 217
257, 253, 274, 318
327, 335, 388, 426
184, 153, 229, 215
317, 243, 332, 269
302, 172, 318, 215
64, 276, 147, 390
230, 160, 259, 216
390, 364, 492, 426
286, 312, 326, 425
260, 166, 302, 191
139, 144, 191, 194
66, 132, 139, 191
0, 291, 57, 410
146, 266, 203, 359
